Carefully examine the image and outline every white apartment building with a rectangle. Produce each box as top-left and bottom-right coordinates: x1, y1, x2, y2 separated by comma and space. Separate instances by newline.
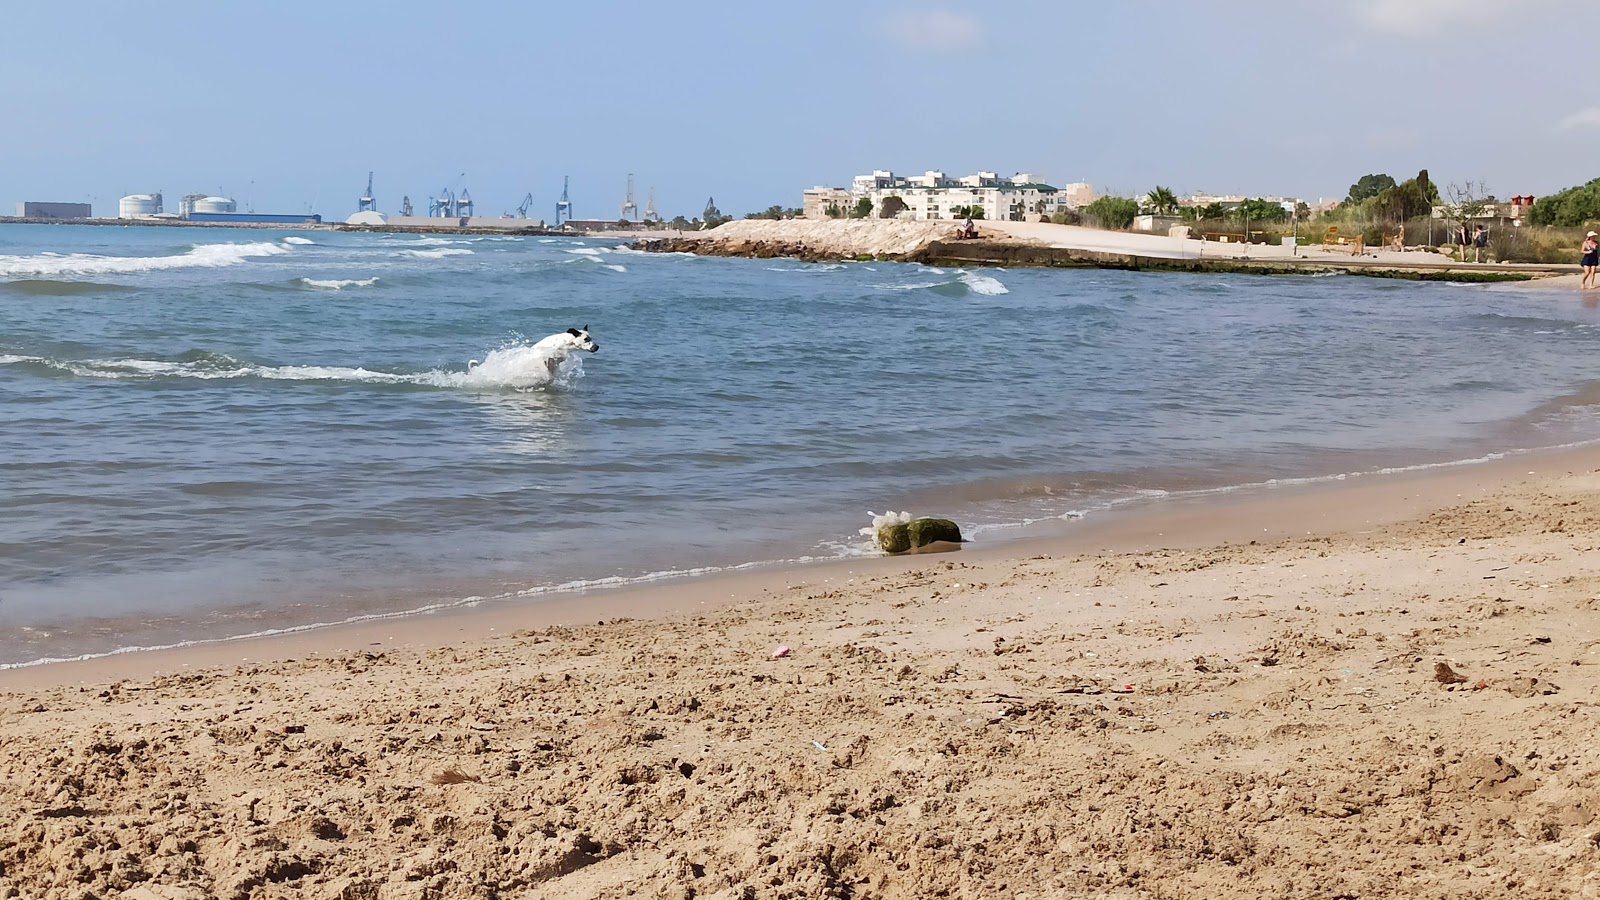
804, 170, 1096, 221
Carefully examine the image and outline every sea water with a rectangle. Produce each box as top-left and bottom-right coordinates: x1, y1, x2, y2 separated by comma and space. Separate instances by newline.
4, 223, 1600, 665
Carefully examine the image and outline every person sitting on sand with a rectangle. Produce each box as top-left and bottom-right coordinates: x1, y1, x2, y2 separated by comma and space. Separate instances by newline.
1583, 231, 1599, 290
962, 217, 978, 240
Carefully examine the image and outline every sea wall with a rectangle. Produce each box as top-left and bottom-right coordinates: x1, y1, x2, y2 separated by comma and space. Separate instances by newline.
635, 219, 1556, 281
637, 219, 957, 262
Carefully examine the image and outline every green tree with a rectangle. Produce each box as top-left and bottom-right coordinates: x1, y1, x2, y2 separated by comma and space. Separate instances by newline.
1233, 198, 1289, 223
1084, 196, 1140, 230
703, 202, 732, 228
824, 203, 844, 219
1143, 186, 1180, 216
879, 196, 909, 219
1346, 173, 1397, 204
1529, 177, 1600, 226
744, 205, 787, 221
668, 215, 690, 230
852, 197, 874, 219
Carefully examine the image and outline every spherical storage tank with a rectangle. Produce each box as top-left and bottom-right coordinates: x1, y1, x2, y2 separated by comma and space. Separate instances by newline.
119, 193, 162, 218
193, 196, 236, 214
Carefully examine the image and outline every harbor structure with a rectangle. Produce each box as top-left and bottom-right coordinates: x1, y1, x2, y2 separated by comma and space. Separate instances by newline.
184, 212, 323, 224
118, 193, 164, 219
15, 201, 91, 219
180, 194, 237, 217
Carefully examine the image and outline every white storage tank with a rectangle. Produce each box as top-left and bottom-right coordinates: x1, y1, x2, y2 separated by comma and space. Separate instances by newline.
193, 196, 236, 214
119, 193, 163, 218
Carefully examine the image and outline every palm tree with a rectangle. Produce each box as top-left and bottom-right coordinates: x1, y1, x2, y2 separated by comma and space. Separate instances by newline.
1144, 186, 1180, 216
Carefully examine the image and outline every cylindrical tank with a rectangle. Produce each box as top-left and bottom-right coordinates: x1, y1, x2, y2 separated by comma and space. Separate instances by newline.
119, 193, 162, 218
193, 196, 236, 214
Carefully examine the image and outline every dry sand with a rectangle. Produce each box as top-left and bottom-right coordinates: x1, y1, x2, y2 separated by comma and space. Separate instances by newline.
5, 450, 1600, 898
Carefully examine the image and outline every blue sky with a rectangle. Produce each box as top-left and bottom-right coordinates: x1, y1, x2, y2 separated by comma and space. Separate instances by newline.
2, 0, 1592, 219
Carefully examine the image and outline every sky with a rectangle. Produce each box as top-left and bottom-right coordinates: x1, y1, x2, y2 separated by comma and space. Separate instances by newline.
2, 0, 1594, 220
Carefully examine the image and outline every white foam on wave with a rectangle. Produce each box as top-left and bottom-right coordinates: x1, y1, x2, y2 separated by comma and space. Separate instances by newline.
959, 271, 1009, 295
297, 277, 379, 290
281, 236, 315, 245
398, 247, 474, 259
0, 241, 290, 277
564, 247, 605, 256
438, 342, 587, 391
602, 264, 627, 273
9, 341, 587, 392
409, 236, 470, 246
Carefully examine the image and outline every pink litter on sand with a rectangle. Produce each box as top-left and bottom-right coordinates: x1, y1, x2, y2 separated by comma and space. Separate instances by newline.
772, 645, 792, 659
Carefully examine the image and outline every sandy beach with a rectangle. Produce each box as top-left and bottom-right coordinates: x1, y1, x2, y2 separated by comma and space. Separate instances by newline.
5, 444, 1600, 898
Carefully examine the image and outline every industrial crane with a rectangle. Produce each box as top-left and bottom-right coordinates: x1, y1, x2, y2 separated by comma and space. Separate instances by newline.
357, 172, 376, 213
556, 176, 572, 226
514, 193, 535, 218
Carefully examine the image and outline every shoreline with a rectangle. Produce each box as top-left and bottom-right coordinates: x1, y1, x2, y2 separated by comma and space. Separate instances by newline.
5, 423, 1600, 895
634, 219, 1583, 282
5, 436, 1595, 691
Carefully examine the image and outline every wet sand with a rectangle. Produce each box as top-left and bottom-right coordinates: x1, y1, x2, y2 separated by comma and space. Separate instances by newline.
4, 445, 1600, 898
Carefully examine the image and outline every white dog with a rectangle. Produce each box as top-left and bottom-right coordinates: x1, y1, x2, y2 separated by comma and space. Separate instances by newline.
470, 326, 599, 377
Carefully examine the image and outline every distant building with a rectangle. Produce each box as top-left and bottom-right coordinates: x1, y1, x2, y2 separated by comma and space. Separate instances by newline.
843, 170, 1083, 221
180, 194, 237, 217
16, 201, 91, 219
119, 194, 163, 218
1430, 197, 1533, 227
1182, 192, 1304, 216
801, 187, 852, 219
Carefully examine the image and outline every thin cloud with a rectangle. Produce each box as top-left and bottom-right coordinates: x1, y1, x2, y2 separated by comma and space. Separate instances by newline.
883, 10, 985, 50
1354, 0, 1513, 35
1558, 107, 1600, 132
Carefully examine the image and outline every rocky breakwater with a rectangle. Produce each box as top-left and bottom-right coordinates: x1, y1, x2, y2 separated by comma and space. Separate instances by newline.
631, 219, 961, 262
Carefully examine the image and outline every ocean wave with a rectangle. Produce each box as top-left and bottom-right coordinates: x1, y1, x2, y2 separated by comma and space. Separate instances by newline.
0, 279, 136, 296
408, 237, 471, 246
958, 271, 1009, 295
876, 270, 1009, 297
2, 341, 587, 392
296, 277, 379, 290
281, 236, 315, 245
0, 241, 291, 277
397, 247, 474, 259
764, 263, 846, 273
564, 248, 606, 256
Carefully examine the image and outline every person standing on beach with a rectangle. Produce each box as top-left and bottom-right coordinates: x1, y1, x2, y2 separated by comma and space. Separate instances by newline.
1473, 225, 1489, 263
1582, 231, 1599, 290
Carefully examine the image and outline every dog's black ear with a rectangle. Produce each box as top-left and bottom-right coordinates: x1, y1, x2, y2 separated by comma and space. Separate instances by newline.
581, 324, 589, 332
567, 328, 582, 337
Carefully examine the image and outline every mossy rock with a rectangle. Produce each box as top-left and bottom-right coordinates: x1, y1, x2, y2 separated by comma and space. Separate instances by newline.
908, 517, 962, 548
877, 523, 911, 554
877, 517, 963, 554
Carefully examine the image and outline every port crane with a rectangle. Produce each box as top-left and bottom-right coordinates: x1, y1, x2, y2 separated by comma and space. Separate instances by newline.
357, 172, 376, 213
555, 176, 572, 226
399, 195, 414, 216
513, 193, 535, 218
643, 187, 659, 222
620, 173, 637, 221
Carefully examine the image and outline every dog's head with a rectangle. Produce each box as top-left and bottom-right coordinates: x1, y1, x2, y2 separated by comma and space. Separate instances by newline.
565, 326, 599, 353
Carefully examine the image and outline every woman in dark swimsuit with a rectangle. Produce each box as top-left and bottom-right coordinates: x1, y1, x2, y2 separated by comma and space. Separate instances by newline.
1583, 231, 1599, 290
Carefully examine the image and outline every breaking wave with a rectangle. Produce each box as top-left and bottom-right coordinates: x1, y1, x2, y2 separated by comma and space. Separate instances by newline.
0, 341, 587, 392
398, 247, 474, 259
296, 277, 379, 290
0, 241, 292, 277
878, 269, 1010, 297
281, 236, 315, 245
